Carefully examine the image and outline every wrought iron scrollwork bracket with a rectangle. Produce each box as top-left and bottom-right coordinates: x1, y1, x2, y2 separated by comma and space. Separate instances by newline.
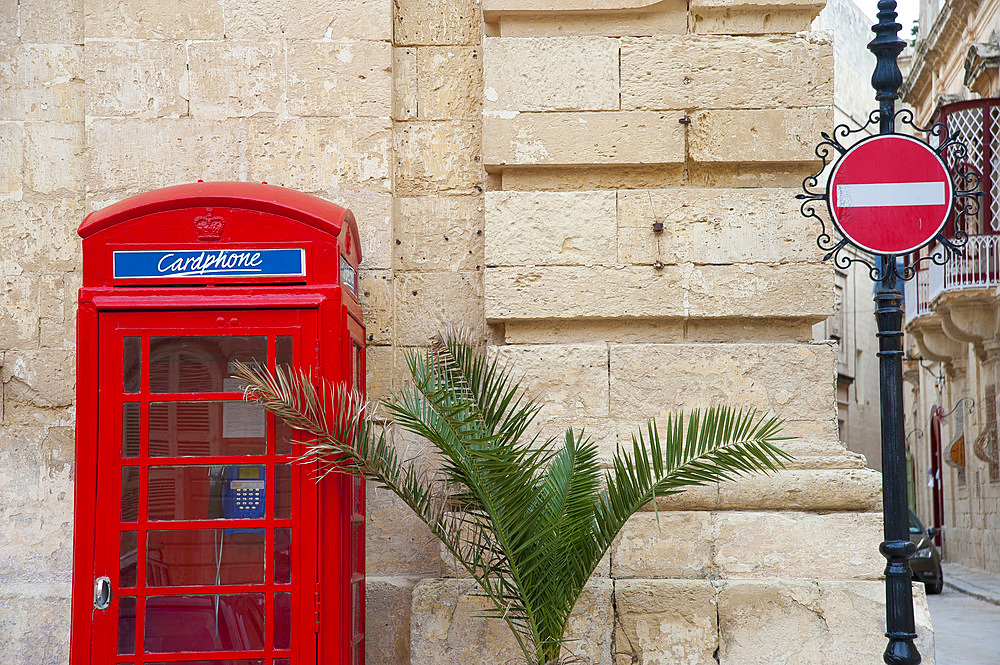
797, 109, 983, 282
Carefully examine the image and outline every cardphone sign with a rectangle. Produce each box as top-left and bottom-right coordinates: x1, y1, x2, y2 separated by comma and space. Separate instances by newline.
828, 134, 953, 255
113, 247, 306, 279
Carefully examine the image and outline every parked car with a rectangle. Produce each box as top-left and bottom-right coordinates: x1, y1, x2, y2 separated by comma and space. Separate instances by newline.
909, 510, 944, 594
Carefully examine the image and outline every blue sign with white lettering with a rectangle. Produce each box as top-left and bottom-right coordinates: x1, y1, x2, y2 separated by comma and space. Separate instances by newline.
113, 248, 306, 279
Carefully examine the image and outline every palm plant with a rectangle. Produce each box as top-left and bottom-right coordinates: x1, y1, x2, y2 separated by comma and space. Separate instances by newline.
234, 332, 791, 665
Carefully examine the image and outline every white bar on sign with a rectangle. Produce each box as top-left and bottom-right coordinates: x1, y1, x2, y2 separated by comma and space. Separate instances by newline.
836, 181, 946, 207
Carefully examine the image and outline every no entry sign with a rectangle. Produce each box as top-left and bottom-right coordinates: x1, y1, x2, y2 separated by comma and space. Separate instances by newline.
828, 134, 953, 255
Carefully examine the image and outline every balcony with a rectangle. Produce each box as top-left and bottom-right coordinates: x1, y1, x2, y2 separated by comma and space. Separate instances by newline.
904, 99, 1000, 365
906, 234, 1000, 326
904, 99, 1000, 326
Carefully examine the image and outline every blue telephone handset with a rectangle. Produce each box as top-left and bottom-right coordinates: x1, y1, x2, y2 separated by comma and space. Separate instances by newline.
222, 465, 265, 534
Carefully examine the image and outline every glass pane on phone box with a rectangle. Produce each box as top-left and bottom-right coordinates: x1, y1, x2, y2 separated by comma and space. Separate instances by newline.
275, 527, 291, 585
148, 465, 275, 521
123, 336, 141, 393
122, 402, 141, 457
122, 466, 139, 522
150, 336, 266, 393
144, 594, 265, 653
147, 529, 265, 587
276, 335, 293, 367
149, 401, 265, 457
275, 418, 294, 456
120, 531, 138, 588
275, 464, 292, 519
273, 593, 291, 650
118, 596, 136, 655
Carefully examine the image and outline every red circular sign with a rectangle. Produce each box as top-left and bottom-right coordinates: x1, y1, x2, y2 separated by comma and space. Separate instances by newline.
828, 134, 953, 255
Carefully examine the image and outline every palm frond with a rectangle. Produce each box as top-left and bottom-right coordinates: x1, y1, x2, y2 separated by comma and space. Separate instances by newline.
233, 334, 792, 665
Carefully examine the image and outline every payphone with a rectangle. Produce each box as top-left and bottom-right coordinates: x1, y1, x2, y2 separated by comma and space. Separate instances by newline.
71, 182, 366, 665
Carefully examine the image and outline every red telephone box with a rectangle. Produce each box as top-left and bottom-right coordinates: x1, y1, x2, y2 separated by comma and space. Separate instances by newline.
71, 182, 366, 665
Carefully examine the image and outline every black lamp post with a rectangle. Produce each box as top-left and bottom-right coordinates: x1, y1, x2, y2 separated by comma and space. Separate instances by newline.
868, 7, 921, 662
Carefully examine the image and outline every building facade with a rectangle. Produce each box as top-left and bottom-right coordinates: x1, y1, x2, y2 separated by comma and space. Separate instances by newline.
812, 0, 886, 472
1, 1, 932, 663
903, 0, 1000, 574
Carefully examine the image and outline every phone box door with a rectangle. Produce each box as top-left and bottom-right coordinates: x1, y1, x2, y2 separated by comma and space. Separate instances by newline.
86, 309, 318, 665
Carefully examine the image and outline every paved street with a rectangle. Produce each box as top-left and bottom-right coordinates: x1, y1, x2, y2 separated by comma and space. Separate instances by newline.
925, 564, 1000, 665
926, 591, 1000, 664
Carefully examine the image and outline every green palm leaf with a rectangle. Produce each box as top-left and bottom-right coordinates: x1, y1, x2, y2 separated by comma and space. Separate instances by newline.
234, 333, 792, 665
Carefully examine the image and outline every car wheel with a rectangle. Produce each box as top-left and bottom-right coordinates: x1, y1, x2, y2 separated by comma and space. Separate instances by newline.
926, 575, 944, 595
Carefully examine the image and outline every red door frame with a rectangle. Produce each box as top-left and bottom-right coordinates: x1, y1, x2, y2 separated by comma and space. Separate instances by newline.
88, 308, 320, 664
929, 409, 945, 547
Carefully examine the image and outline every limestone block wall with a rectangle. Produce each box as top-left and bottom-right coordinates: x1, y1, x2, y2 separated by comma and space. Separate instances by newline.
404, 1, 926, 664
0, 0, 934, 663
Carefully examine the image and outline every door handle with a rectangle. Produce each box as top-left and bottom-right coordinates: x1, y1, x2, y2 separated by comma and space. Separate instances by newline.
93, 576, 112, 611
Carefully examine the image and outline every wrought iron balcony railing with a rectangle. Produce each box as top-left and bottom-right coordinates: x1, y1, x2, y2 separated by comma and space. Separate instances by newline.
904, 99, 1000, 326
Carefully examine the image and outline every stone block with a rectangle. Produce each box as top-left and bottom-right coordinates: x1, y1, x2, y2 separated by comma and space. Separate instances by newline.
609, 343, 835, 426
393, 121, 482, 196
621, 35, 831, 110
714, 512, 883, 580
617, 188, 819, 265
483, 37, 619, 112
365, 577, 416, 665
396, 0, 481, 46
717, 581, 934, 664
245, 117, 389, 192
188, 42, 284, 119
365, 345, 394, 403
23, 122, 83, 194
366, 487, 442, 576
490, 344, 610, 420
83, 0, 224, 39
690, 0, 825, 35
416, 46, 482, 121
484, 264, 832, 321
359, 270, 392, 346
287, 41, 392, 118
614, 579, 718, 665
684, 262, 833, 319
85, 40, 190, 119
714, 468, 882, 512
486, 265, 683, 320
392, 47, 419, 121
495, 1, 686, 38
87, 117, 391, 194
0, 194, 84, 273
393, 195, 484, 272
0, 426, 74, 582
689, 108, 832, 164
612, 512, 714, 578
483, 112, 685, 169
0, 350, 76, 412
0, 122, 22, 195
0, 45, 83, 122
86, 118, 237, 192
39, 273, 79, 350
0, 583, 72, 665
225, 0, 391, 40
19, 0, 82, 43
485, 190, 616, 267
411, 578, 613, 665
0, 274, 40, 349
0, 0, 17, 43
393, 271, 484, 347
